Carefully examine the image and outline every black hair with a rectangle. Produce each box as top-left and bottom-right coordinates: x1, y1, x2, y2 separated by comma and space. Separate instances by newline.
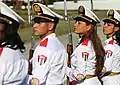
115, 29, 120, 46
0, 21, 25, 53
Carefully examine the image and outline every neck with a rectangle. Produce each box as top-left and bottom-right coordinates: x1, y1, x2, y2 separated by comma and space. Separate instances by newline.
40, 31, 54, 40
79, 33, 84, 38
107, 34, 114, 39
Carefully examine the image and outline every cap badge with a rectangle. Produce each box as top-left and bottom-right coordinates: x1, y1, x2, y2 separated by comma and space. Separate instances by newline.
108, 10, 114, 18
33, 4, 42, 16
78, 6, 85, 16
30, 78, 40, 85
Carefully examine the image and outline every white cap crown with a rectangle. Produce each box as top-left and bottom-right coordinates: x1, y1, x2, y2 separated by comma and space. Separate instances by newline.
74, 5, 100, 25
32, 3, 63, 23
0, 2, 25, 24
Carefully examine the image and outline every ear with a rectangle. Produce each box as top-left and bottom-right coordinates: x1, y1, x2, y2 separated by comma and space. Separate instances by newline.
48, 22, 54, 31
114, 26, 119, 32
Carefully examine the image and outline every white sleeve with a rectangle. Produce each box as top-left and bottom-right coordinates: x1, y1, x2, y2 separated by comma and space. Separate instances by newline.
0, 59, 6, 85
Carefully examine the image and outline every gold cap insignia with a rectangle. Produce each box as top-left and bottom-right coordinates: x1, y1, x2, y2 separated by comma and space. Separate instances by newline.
108, 9, 114, 18
78, 6, 85, 16
33, 4, 43, 16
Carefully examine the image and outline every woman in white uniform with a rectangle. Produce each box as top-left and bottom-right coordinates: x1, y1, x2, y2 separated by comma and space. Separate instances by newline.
101, 9, 120, 85
67, 5, 105, 85
0, 2, 28, 85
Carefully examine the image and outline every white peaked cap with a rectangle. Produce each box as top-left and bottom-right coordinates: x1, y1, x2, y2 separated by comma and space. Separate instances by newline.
0, 2, 25, 24
74, 5, 100, 25
103, 9, 120, 25
32, 3, 63, 23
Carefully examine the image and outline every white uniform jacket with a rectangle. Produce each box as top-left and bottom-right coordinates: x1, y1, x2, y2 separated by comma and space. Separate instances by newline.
67, 38, 101, 85
104, 37, 120, 72
0, 46, 28, 85
101, 37, 120, 85
30, 33, 67, 85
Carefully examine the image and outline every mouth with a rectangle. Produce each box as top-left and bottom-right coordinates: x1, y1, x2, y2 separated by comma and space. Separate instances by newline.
103, 29, 106, 32
34, 30, 37, 32
74, 27, 76, 31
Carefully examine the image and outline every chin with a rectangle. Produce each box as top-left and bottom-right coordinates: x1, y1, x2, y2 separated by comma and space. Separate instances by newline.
34, 33, 39, 36
74, 31, 78, 34
103, 32, 108, 35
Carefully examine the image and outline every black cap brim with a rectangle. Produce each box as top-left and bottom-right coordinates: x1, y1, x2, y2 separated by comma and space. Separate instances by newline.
33, 14, 59, 24
74, 16, 97, 25
0, 13, 19, 28
102, 18, 118, 25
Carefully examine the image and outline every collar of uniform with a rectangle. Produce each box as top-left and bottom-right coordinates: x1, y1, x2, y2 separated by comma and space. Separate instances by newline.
41, 33, 56, 42
81, 38, 89, 46
104, 37, 114, 45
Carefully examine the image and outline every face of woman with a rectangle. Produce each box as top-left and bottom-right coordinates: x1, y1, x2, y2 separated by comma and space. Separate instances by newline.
103, 22, 116, 38
74, 21, 91, 36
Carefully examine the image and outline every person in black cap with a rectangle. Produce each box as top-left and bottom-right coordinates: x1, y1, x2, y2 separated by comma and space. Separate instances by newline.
101, 9, 120, 85
0, 2, 28, 85
28, 3, 67, 85
66, 5, 105, 85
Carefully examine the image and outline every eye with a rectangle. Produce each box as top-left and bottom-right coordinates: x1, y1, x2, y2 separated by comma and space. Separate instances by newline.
78, 21, 81, 24
107, 23, 112, 26
75, 20, 77, 23
104, 22, 113, 26
75, 21, 81, 24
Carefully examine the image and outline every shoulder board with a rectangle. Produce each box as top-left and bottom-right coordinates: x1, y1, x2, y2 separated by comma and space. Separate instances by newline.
0, 47, 3, 56
40, 38, 48, 47
82, 38, 89, 46
108, 39, 114, 45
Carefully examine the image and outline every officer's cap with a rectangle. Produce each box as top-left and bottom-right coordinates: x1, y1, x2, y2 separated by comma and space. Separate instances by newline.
74, 5, 100, 25
103, 9, 120, 26
32, 3, 63, 24
0, 2, 25, 25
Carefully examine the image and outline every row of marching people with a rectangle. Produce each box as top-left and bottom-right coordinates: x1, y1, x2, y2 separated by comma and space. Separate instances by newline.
0, 1, 120, 85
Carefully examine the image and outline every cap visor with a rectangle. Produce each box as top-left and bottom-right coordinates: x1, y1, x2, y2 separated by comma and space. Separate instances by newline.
74, 16, 92, 22
102, 18, 117, 25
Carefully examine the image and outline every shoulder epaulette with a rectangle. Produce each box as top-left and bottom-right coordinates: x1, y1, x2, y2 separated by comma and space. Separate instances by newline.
0, 47, 3, 56
40, 38, 48, 47
82, 38, 89, 46
108, 39, 114, 45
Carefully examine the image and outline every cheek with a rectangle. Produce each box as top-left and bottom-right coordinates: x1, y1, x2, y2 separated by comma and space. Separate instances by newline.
104, 27, 111, 32
103, 27, 113, 35
37, 25, 48, 34
77, 26, 85, 33
0, 27, 4, 31
0, 24, 5, 32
